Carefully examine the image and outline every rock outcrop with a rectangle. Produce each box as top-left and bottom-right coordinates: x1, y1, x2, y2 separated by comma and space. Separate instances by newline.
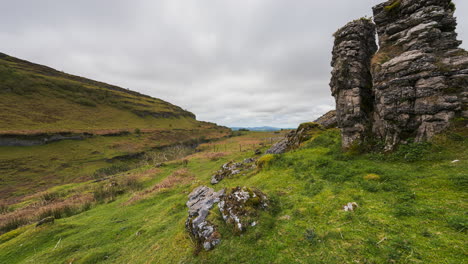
185, 186, 224, 251
330, 19, 378, 149
265, 122, 323, 154
371, 0, 467, 150
330, 0, 467, 150
185, 185, 268, 250
218, 187, 268, 233
314, 110, 338, 128
211, 158, 256, 185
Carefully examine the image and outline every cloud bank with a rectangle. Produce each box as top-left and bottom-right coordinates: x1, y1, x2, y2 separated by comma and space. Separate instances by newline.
1, 0, 467, 127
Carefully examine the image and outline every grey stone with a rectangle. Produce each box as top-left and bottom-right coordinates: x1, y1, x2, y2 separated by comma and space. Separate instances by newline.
330, 0, 467, 151
314, 110, 337, 128
330, 18, 377, 149
185, 186, 225, 251
218, 187, 268, 233
265, 122, 323, 154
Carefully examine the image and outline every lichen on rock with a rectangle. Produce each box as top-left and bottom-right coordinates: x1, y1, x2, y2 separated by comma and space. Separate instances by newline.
371, 0, 467, 150
330, 0, 467, 151
185, 186, 225, 251
211, 159, 257, 185
218, 186, 268, 233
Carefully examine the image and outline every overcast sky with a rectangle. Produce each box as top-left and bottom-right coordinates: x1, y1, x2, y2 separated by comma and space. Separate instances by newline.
1, 0, 467, 127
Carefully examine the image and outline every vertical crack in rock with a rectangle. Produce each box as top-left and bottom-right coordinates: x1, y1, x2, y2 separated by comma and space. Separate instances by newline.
330, 19, 378, 149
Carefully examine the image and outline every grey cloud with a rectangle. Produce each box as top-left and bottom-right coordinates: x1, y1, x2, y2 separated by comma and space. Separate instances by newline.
1, 0, 467, 127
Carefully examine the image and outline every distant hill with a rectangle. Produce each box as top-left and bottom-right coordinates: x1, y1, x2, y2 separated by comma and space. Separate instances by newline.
0, 52, 203, 134
230, 126, 293, 131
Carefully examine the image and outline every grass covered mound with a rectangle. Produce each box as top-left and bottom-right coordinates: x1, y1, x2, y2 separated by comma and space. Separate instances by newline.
0, 129, 466, 263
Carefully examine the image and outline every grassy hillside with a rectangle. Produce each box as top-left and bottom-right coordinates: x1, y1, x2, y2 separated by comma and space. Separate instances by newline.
0, 52, 197, 133
0, 52, 231, 203
0, 128, 465, 263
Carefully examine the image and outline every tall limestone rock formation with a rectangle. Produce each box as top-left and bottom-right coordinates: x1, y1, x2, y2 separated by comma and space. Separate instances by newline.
371, 0, 467, 150
330, 0, 467, 150
330, 19, 377, 149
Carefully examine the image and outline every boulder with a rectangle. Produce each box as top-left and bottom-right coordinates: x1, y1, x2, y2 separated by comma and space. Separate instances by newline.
185, 185, 269, 251
211, 159, 256, 185
185, 186, 225, 250
218, 187, 268, 233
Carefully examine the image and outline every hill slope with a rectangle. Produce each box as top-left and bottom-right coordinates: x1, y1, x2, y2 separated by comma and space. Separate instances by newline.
0, 52, 198, 133
0, 53, 231, 201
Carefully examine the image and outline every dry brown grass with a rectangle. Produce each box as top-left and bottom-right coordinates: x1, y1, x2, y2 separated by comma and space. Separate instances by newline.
124, 168, 195, 205
0, 169, 154, 234
0, 193, 94, 234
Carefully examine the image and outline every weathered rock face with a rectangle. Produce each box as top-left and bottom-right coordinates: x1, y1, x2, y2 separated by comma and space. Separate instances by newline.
314, 110, 338, 128
330, 0, 467, 151
218, 187, 268, 233
371, 0, 467, 150
185, 186, 224, 251
265, 122, 323, 154
330, 19, 378, 149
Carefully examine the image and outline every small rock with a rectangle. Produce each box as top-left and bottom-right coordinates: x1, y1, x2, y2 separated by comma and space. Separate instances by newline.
155, 163, 166, 168
451, 160, 460, 163
343, 202, 358, 212
279, 215, 291, 221
243, 157, 256, 164
36, 216, 54, 227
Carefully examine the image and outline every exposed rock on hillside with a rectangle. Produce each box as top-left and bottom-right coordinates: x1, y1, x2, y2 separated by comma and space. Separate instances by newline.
185, 186, 224, 251
371, 0, 467, 150
185, 185, 268, 250
330, 19, 378, 149
218, 187, 268, 233
330, 0, 467, 150
211, 159, 257, 185
266, 122, 323, 154
314, 110, 337, 128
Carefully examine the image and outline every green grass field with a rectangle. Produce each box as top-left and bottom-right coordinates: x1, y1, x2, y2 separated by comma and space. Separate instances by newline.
0, 129, 465, 263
